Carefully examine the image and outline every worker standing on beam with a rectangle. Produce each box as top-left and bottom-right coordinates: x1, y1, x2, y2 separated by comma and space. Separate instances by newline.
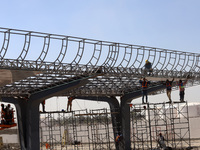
41, 100, 46, 112
139, 78, 150, 104
177, 77, 188, 102
67, 96, 75, 112
165, 78, 174, 103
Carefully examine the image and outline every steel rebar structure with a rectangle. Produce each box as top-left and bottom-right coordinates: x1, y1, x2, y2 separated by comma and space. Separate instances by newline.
131, 102, 191, 149
0, 27, 199, 97
0, 27, 199, 150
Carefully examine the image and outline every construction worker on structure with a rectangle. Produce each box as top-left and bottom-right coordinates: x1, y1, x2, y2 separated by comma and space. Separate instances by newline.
139, 78, 150, 104
5, 104, 14, 125
144, 59, 153, 75
177, 77, 188, 102
115, 134, 123, 143
1, 104, 6, 124
165, 78, 174, 103
67, 96, 75, 112
45, 143, 50, 149
157, 133, 166, 149
41, 100, 46, 112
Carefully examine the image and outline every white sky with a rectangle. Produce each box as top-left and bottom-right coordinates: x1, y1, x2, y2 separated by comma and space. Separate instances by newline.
0, 0, 199, 111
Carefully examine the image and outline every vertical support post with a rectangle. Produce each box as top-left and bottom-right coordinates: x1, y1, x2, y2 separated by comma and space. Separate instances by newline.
147, 103, 153, 149
186, 101, 191, 148
108, 97, 122, 150
2, 97, 41, 150
120, 98, 131, 150
26, 101, 40, 150
15, 99, 27, 150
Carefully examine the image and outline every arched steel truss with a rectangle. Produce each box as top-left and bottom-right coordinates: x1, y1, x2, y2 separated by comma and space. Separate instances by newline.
0, 27, 199, 97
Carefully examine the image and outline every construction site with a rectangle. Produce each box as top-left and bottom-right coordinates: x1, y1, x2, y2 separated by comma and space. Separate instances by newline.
0, 27, 199, 150
2, 101, 200, 150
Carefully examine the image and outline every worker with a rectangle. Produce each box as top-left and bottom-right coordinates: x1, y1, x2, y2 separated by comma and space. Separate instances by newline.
157, 133, 166, 149
144, 60, 153, 75
115, 133, 123, 143
139, 78, 151, 104
45, 143, 50, 149
67, 96, 75, 112
5, 104, 13, 125
165, 78, 174, 103
177, 78, 188, 102
1, 104, 6, 124
41, 100, 46, 112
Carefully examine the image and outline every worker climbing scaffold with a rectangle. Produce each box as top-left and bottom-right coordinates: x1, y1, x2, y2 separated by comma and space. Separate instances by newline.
157, 133, 167, 149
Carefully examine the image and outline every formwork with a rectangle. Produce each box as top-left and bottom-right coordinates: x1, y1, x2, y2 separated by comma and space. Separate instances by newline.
39, 109, 118, 150
130, 101, 191, 149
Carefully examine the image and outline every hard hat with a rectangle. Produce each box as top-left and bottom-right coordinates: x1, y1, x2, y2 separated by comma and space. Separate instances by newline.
145, 60, 148, 62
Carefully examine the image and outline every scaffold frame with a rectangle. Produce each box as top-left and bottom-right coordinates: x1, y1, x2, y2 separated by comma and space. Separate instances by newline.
130, 101, 191, 149
40, 108, 119, 150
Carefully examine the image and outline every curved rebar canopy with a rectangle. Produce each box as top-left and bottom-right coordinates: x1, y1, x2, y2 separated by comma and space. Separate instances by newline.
0, 27, 199, 97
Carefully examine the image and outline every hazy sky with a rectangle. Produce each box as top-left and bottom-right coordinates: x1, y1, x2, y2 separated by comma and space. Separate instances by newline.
0, 0, 200, 111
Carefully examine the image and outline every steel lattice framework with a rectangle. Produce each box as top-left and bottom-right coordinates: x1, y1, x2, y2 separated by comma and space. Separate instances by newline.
0, 27, 199, 97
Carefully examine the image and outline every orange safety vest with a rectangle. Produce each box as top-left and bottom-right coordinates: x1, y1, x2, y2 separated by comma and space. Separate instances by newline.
68, 97, 74, 103
142, 82, 148, 88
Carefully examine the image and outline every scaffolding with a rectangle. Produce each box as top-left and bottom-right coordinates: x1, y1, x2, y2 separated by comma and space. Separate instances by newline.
130, 101, 191, 149
40, 109, 118, 150
40, 102, 191, 150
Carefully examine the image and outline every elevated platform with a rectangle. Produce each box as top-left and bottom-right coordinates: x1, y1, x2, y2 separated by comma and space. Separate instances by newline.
0, 123, 17, 130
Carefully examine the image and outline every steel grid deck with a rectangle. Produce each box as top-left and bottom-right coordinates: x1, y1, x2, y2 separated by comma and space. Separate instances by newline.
0, 27, 199, 97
